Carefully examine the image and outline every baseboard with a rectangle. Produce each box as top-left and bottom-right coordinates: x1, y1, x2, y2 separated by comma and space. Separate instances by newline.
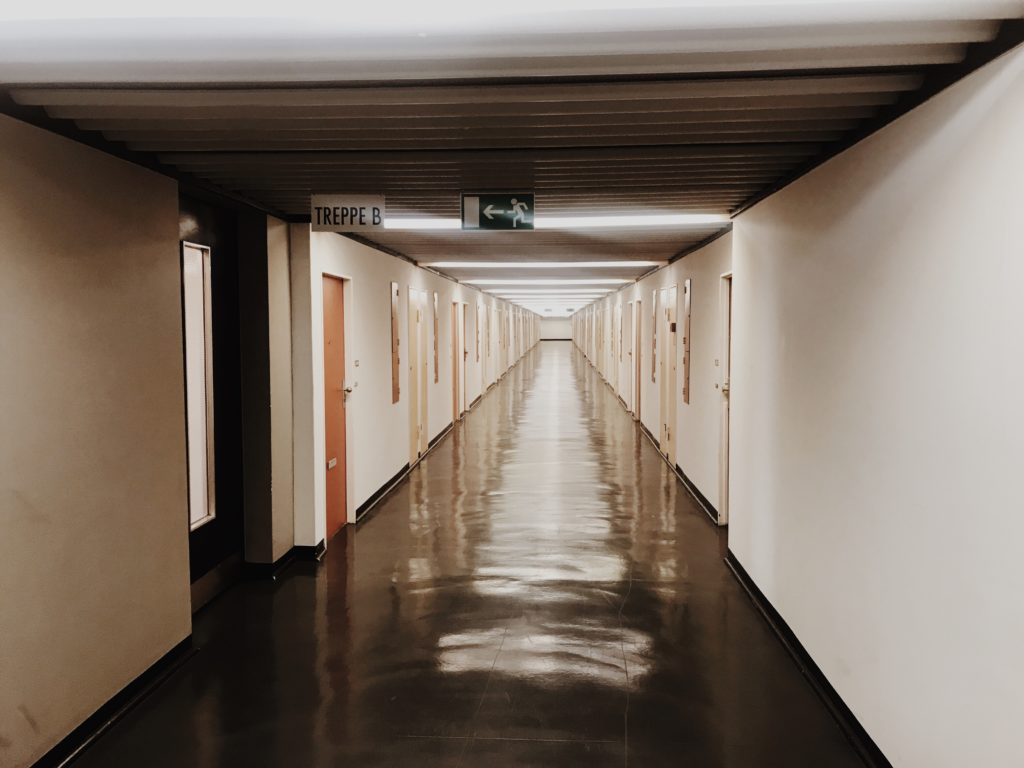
541, 338, 571, 341
355, 463, 411, 522
295, 539, 327, 561
190, 553, 242, 612
469, 394, 482, 409
31, 637, 195, 768
724, 552, 892, 768
639, 420, 660, 449
244, 538, 326, 580
429, 422, 454, 448
673, 463, 720, 526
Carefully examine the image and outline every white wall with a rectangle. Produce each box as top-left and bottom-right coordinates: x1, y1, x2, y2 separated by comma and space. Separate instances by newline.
540, 317, 571, 339
571, 232, 732, 513
730, 46, 1024, 767
291, 231, 538, 547
0, 115, 191, 768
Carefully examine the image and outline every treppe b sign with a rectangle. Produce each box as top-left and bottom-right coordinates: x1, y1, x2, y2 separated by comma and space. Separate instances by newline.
311, 194, 386, 232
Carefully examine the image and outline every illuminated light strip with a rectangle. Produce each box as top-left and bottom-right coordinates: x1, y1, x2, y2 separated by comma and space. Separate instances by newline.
467, 278, 628, 286
425, 260, 662, 268
385, 213, 726, 231
535, 213, 728, 229
493, 292, 608, 297
485, 288, 613, 295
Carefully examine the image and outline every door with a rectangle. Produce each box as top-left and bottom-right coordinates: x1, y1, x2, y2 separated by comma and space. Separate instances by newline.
614, 304, 622, 393
451, 301, 460, 422
659, 285, 678, 465
634, 299, 641, 420
461, 303, 468, 411
719, 274, 733, 526
478, 304, 486, 395
408, 288, 429, 463
322, 275, 347, 538
624, 301, 634, 414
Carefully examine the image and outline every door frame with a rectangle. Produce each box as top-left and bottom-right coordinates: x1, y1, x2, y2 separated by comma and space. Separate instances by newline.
659, 285, 678, 466
321, 273, 350, 538
408, 287, 429, 464
461, 303, 468, 411
181, 241, 217, 533
718, 272, 733, 526
633, 298, 641, 420
451, 300, 460, 421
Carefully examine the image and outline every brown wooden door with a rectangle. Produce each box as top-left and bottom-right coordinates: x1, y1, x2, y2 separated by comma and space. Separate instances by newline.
323, 275, 347, 538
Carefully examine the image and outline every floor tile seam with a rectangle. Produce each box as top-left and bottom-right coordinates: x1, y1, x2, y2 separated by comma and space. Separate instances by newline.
457, 623, 511, 767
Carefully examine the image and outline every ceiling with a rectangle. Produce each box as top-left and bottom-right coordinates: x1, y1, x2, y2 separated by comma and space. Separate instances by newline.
2, 3, 1021, 315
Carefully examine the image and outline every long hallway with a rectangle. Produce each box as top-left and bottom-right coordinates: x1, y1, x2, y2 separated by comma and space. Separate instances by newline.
74, 342, 860, 767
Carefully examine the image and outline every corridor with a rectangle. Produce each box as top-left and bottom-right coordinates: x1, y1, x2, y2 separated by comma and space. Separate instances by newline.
74, 342, 860, 767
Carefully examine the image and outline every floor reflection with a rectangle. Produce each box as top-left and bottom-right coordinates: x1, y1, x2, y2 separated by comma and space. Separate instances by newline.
74, 342, 863, 768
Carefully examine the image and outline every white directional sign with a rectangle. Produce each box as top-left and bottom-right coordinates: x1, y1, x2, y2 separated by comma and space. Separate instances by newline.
462, 193, 535, 230
311, 194, 386, 232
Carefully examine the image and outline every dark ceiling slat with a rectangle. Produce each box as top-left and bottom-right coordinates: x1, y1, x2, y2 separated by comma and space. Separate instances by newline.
107, 122, 859, 143
176, 160, 807, 177
74, 105, 881, 131
128, 133, 845, 151
47, 91, 906, 120
160, 144, 822, 165
11, 73, 925, 107
192, 170, 786, 184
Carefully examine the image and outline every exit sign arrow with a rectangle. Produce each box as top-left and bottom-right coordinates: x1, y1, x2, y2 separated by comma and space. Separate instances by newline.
462, 193, 535, 230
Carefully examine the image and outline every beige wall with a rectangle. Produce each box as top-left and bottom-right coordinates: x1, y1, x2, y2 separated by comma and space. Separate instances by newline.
730, 46, 1024, 767
267, 217, 295, 561
0, 115, 191, 767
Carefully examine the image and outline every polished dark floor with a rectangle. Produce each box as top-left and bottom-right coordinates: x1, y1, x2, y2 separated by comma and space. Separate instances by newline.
77, 342, 862, 767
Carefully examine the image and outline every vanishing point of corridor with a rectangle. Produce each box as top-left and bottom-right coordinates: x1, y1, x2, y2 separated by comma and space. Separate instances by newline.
75, 343, 860, 768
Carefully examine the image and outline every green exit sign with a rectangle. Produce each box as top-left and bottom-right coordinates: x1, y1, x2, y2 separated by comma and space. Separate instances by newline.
462, 193, 535, 230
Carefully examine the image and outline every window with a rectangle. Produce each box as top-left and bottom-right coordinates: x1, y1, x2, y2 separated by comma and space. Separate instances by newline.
182, 243, 216, 531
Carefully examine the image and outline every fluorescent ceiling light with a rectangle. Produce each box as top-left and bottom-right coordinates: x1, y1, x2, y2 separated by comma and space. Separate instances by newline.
493, 293, 608, 299
486, 288, 612, 295
384, 214, 725, 231
384, 218, 461, 230
425, 260, 661, 268
536, 214, 728, 229
499, 298, 603, 302
467, 278, 628, 286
